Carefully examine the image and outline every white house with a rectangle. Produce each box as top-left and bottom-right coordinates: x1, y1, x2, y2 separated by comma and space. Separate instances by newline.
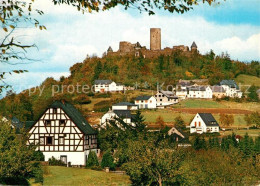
154, 90, 179, 107
190, 113, 220, 134
220, 80, 242, 98
27, 101, 98, 166
100, 109, 135, 127
135, 96, 157, 109
94, 80, 124, 93
187, 86, 212, 99
112, 102, 138, 111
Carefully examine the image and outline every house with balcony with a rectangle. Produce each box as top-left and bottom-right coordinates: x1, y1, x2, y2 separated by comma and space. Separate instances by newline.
135, 96, 156, 109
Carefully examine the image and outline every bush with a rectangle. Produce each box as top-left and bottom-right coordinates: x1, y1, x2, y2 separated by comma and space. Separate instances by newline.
86, 151, 99, 168
87, 92, 95, 97
48, 156, 66, 166
90, 165, 103, 171
101, 150, 115, 170
32, 150, 45, 161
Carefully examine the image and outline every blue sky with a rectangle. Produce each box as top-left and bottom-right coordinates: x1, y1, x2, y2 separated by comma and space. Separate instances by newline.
1, 0, 260, 95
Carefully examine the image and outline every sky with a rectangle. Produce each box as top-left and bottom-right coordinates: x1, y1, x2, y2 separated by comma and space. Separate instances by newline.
1, 0, 260, 95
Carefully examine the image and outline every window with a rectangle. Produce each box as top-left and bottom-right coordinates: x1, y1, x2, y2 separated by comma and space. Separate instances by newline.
40, 137, 44, 145
136, 101, 139, 103
53, 108, 57, 114
46, 137, 53, 145
199, 122, 201, 127
59, 120, 66, 126
150, 100, 152, 103
45, 120, 51, 126
160, 99, 162, 101
59, 137, 64, 145
145, 100, 148, 103
195, 122, 197, 127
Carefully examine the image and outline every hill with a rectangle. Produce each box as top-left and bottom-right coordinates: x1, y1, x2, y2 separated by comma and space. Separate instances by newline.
0, 51, 259, 123
235, 74, 260, 87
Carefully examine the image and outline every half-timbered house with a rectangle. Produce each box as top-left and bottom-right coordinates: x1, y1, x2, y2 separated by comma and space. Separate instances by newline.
27, 101, 97, 166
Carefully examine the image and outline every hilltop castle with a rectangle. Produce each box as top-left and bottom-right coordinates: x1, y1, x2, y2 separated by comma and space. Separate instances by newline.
106, 28, 198, 58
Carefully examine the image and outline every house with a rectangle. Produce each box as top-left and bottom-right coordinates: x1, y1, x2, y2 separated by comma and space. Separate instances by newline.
190, 113, 220, 134
135, 96, 157, 109
168, 127, 191, 147
27, 101, 98, 166
220, 80, 242, 98
154, 90, 178, 107
187, 86, 212, 99
100, 109, 135, 127
94, 80, 124, 93
112, 102, 138, 111
211, 86, 226, 98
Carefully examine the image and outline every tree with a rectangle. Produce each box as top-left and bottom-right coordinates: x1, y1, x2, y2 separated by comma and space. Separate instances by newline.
247, 85, 259, 102
86, 151, 99, 167
0, 121, 39, 184
53, 0, 218, 15
174, 116, 186, 130
219, 114, 234, 127
101, 150, 115, 170
132, 110, 146, 133
0, 0, 45, 93
156, 115, 165, 129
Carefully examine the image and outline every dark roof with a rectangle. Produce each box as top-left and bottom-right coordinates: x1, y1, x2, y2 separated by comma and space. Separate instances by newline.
211, 86, 225, 93
25, 121, 35, 129
94, 80, 113, 85
107, 46, 113, 52
28, 101, 95, 135
11, 116, 23, 129
159, 91, 178, 98
220, 80, 239, 89
135, 95, 152, 100
188, 86, 206, 91
198, 113, 219, 127
191, 41, 197, 48
113, 110, 133, 119
113, 102, 136, 106
177, 82, 191, 87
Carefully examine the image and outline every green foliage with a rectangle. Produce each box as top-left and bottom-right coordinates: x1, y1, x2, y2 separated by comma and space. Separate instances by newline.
244, 112, 260, 127
74, 94, 91, 104
48, 157, 66, 166
86, 151, 99, 168
174, 115, 186, 130
101, 150, 115, 170
32, 150, 45, 161
219, 113, 234, 126
247, 85, 259, 102
0, 121, 40, 184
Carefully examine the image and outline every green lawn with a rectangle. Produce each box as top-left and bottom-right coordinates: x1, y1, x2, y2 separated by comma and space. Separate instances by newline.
235, 74, 260, 87
40, 166, 131, 186
173, 99, 226, 108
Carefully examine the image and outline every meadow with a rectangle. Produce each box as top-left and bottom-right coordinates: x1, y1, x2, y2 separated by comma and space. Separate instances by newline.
30, 166, 131, 186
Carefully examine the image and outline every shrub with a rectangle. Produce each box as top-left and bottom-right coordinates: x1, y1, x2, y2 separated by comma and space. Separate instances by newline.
86, 151, 99, 168
94, 92, 112, 98
101, 150, 115, 170
87, 92, 95, 97
48, 156, 66, 166
32, 150, 45, 161
90, 165, 103, 171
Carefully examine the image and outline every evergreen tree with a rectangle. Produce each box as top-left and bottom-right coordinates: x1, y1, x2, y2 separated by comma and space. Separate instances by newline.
92, 61, 103, 81
247, 85, 259, 102
101, 150, 115, 170
174, 116, 186, 130
86, 151, 99, 167
132, 110, 146, 133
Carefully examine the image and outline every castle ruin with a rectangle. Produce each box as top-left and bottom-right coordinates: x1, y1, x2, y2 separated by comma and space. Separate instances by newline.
106, 28, 198, 58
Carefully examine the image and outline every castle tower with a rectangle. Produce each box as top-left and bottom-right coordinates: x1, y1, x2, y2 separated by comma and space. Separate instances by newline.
150, 28, 161, 50
191, 41, 198, 51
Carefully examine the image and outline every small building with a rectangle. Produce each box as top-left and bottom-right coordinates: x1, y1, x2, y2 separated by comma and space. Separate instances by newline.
190, 113, 220, 134
154, 90, 179, 107
112, 102, 138, 111
94, 80, 124, 93
100, 109, 135, 127
187, 86, 212, 99
135, 96, 157, 109
211, 86, 226, 98
168, 127, 191, 147
27, 101, 98, 166
220, 80, 242, 98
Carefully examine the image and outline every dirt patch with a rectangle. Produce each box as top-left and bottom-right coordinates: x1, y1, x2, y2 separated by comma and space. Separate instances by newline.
171, 108, 253, 114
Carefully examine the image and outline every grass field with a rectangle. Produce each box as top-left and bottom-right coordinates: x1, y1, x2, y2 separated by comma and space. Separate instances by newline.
173, 99, 226, 108
33, 166, 131, 186
235, 74, 260, 87
221, 129, 260, 138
